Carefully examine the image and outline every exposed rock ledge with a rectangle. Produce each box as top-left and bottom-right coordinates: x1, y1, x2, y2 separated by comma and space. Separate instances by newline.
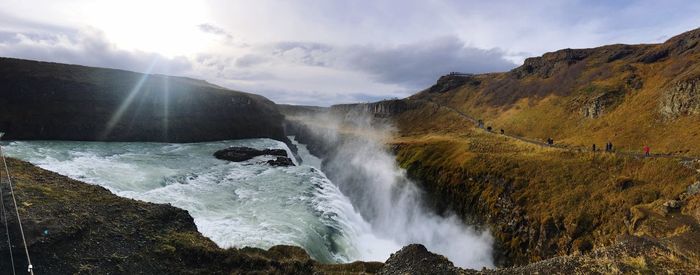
660, 76, 700, 118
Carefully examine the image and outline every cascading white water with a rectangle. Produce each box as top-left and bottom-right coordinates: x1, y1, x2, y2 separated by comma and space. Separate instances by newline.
294, 112, 494, 268
3, 114, 494, 269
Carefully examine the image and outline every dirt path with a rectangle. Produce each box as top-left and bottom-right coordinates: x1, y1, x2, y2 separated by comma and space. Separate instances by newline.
413, 98, 700, 161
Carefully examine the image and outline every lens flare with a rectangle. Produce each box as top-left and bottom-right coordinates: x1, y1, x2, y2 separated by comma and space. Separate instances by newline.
100, 60, 157, 140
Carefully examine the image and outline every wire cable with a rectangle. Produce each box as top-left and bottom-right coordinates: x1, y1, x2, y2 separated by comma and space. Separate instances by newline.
0, 163, 17, 275
0, 145, 33, 275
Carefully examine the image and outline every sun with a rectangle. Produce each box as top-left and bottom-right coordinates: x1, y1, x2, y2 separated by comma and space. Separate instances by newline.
81, 0, 212, 57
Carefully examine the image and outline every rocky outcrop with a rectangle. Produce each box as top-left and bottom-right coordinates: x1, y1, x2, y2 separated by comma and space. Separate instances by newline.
278, 104, 328, 117
572, 87, 625, 118
660, 76, 700, 118
267, 157, 296, 167
214, 146, 289, 162
377, 244, 474, 275
425, 74, 482, 94
512, 48, 594, 79
331, 99, 417, 118
0, 57, 287, 143
486, 235, 700, 274
642, 28, 700, 63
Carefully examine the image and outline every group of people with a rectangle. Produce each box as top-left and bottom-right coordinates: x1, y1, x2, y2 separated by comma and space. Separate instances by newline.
547, 138, 554, 146
475, 119, 653, 157
592, 142, 615, 152
478, 120, 506, 136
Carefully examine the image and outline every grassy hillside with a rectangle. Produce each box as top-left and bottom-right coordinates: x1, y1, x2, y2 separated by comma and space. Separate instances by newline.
281, 28, 700, 271
411, 28, 700, 157
388, 102, 700, 266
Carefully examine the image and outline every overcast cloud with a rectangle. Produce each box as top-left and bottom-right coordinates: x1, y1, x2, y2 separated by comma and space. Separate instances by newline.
1, 0, 700, 106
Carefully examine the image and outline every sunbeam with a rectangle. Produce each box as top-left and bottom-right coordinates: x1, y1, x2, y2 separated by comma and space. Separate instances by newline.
162, 76, 170, 140
100, 60, 158, 140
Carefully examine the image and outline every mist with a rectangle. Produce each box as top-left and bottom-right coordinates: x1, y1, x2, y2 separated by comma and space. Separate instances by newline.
292, 110, 494, 269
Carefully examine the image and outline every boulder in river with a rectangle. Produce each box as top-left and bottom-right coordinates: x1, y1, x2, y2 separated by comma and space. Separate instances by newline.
214, 146, 290, 162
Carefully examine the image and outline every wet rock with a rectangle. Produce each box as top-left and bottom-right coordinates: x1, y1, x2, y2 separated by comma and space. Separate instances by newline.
214, 146, 288, 162
377, 244, 475, 275
267, 157, 295, 167
331, 99, 413, 118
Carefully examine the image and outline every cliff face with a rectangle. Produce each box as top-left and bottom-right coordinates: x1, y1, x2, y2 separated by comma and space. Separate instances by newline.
330, 99, 418, 118
0, 57, 287, 143
661, 75, 700, 118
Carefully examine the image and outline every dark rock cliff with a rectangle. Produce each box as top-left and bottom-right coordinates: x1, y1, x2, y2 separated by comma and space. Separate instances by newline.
330, 99, 420, 118
0, 57, 287, 143
425, 74, 482, 94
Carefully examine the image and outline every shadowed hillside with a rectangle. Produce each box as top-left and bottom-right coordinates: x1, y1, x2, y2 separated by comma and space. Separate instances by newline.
0, 57, 287, 143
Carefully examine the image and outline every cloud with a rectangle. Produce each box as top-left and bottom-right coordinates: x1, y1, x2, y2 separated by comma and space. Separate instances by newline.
341, 37, 514, 88
197, 23, 233, 41
3, 1, 700, 106
177, 36, 515, 106
234, 54, 268, 68
0, 27, 192, 75
261, 37, 514, 89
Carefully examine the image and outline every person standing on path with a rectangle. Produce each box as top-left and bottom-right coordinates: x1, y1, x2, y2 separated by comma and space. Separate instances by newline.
644, 145, 651, 156
606, 142, 613, 152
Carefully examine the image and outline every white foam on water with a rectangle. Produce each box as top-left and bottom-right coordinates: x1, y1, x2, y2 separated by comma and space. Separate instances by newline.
3, 139, 383, 263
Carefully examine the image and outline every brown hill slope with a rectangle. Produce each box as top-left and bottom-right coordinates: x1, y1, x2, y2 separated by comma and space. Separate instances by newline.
312, 28, 700, 269
411, 28, 700, 156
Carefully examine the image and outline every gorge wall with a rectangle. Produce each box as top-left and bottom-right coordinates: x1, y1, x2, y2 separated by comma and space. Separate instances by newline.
330, 99, 418, 118
0, 57, 287, 143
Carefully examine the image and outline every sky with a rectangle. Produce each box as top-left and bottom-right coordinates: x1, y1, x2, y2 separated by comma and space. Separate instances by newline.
1, 0, 700, 106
